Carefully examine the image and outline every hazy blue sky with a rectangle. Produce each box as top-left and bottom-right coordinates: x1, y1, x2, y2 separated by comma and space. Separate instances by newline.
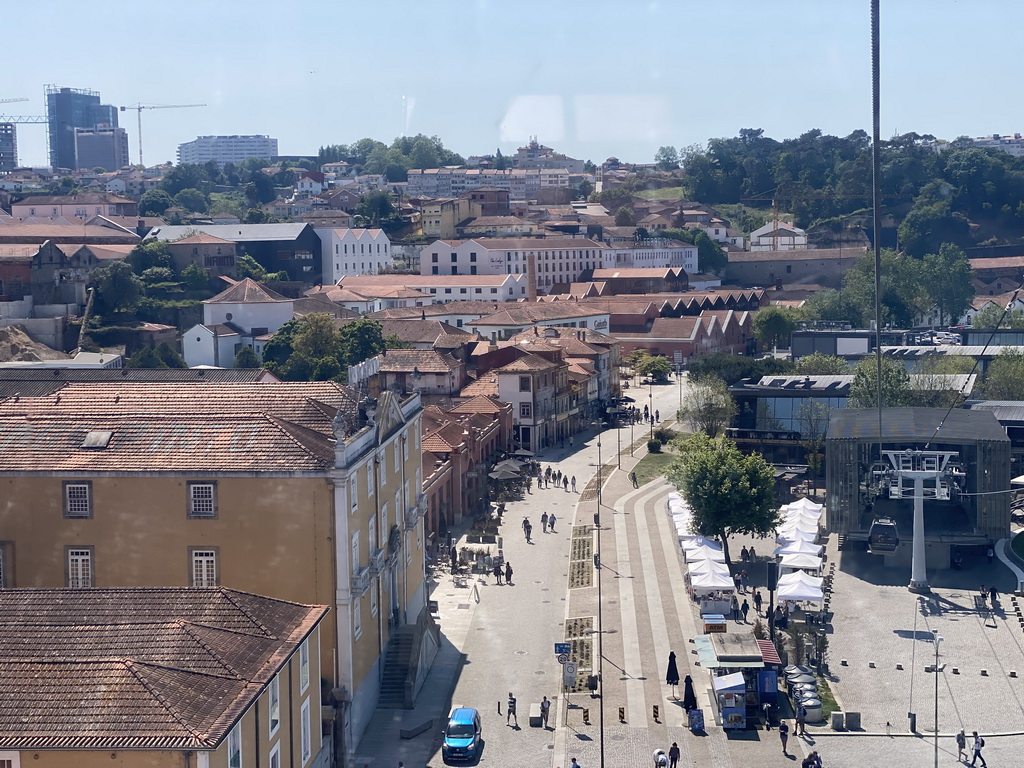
4, 1, 1021, 168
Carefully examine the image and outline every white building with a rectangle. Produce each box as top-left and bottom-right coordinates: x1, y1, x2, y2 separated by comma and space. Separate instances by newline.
407, 168, 569, 200
176, 135, 279, 168
968, 134, 1024, 157
337, 273, 530, 303
182, 278, 294, 367
316, 228, 392, 283
419, 238, 607, 292
603, 239, 698, 272
749, 221, 809, 251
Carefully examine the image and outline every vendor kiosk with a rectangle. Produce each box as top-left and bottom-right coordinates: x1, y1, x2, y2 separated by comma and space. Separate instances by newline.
712, 672, 747, 729
693, 631, 783, 729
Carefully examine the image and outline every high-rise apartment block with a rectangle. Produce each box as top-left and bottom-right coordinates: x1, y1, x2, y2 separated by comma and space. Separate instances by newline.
177, 135, 278, 168
74, 126, 130, 171
45, 85, 119, 171
0, 123, 16, 172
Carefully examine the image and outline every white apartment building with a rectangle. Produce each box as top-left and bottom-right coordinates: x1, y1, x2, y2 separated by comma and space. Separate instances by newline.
339, 273, 530, 303
316, 228, 392, 283
419, 238, 607, 292
407, 168, 569, 200
604, 239, 698, 273
176, 135, 279, 167
968, 134, 1024, 157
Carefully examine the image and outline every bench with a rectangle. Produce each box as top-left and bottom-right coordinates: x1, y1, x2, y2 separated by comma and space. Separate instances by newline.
400, 718, 434, 739
529, 703, 543, 727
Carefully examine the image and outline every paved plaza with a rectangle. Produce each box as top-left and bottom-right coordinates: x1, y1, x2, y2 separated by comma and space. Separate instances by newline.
355, 379, 1024, 767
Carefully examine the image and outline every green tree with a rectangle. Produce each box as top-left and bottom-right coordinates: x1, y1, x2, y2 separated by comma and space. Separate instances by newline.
356, 191, 396, 226
293, 314, 342, 361
801, 287, 864, 327
141, 266, 175, 284
92, 260, 144, 315
654, 146, 680, 171
911, 354, 975, 408
922, 243, 974, 326
127, 346, 165, 368
635, 354, 672, 382
139, 189, 174, 216
173, 187, 209, 214
155, 342, 187, 368
676, 375, 737, 437
385, 333, 413, 350
686, 353, 794, 385
128, 240, 173, 275
972, 305, 1024, 330
690, 230, 728, 275
181, 262, 209, 290
666, 433, 780, 563
980, 349, 1024, 400
752, 306, 800, 350
842, 249, 927, 329
243, 207, 269, 224
614, 206, 636, 226
234, 346, 260, 368
339, 318, 387, 367
311, 356, 343, 381
261, 318, 304, 369
161, 164, 212, 196
794, 353, 851, 375
236, 253, 268, 281
847, 356, 912, 408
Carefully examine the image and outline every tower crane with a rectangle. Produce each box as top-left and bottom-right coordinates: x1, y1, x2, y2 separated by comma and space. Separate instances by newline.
118, 103, 206, 166
0, 98, 29, 105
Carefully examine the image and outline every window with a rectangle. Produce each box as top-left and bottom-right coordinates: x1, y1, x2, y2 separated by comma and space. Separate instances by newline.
228, 723, 242, 768
378, 453, 387, 485
299, 639, 310, 692
431, 253, 438, 262
269, 674, 281, 736
352, 532, 360, 571
470, 266, 477, 275
191, 549, 218, 587
469, 253, 477, 262
450, 254, 457, 262
64, 482, 92, 518
353, 594, 362, 638
187, 482, 216, 517
67, 548, 93, 588
365, 463, 373, 496
519, 376, 531, 392
432, 266, 439, 274
520, 403, 532, 418
269, 743, 280, 768
300, 698, 312, 764
394, 443, 400, 473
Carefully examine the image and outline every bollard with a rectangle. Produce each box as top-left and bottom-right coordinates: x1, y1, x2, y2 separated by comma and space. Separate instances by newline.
840, 659, 848, 666
618, 707, 625, 723
981, 669, 989, 676
869, 661, 876, 668
1010, 671, 1018, 678
653, 705, 660, 722
896, 663, 903, 670
952, 667, 960, 675
583, 708, 590, 725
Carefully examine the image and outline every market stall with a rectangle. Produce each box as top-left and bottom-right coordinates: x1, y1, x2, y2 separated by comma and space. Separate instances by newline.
777, 570, 824, 602
779, 552, 824, 574
712, 673, 747, 729
693, 632, 783, 729
774, 539, 824, 557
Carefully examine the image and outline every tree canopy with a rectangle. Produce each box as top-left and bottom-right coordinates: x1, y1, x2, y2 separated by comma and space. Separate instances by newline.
794, 353, 851, 375
847, 356, 912, 409
92, 260, 144, 315
677, 375, 736, 437
686, 353, 794, 385
980, 349, 1024, 400
666, 433, 779, 563
752, 306, 800, 350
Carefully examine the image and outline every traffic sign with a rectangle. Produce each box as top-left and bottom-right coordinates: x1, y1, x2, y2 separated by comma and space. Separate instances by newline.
554, 642, 571, 655
563, 662, 578, 688
557, 653, 569, 664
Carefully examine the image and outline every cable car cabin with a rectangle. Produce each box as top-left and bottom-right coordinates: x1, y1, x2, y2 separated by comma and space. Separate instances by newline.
868, 516, 899, 554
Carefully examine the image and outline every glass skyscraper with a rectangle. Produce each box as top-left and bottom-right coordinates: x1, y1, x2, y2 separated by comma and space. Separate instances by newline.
45, 85, 118, 171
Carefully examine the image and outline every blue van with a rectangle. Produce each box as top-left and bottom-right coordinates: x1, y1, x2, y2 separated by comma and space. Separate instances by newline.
441, 707, 482, 763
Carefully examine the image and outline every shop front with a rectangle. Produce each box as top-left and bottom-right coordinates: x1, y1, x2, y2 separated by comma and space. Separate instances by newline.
694, 631, 783, 729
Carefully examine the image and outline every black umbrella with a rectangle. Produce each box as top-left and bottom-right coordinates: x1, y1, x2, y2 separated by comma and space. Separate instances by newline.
682, 674, 698, 712
666, 651, 680, 699
489, 466, 521, 481
493, 458, 526, 471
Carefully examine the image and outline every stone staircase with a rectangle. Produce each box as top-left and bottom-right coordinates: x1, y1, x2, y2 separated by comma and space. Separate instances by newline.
379, 613, 439, 709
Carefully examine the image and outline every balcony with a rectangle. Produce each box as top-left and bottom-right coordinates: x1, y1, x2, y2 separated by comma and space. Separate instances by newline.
370, 548, 386, 575
404, 505, 420, 531
351, 566, 370, 596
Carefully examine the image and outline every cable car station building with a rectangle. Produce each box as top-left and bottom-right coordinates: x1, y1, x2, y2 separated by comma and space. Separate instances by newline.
825, 408, 1010, 568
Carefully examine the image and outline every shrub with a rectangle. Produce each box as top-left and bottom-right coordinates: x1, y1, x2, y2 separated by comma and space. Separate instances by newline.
647, 439, 662, 454
654, 427, 677, 444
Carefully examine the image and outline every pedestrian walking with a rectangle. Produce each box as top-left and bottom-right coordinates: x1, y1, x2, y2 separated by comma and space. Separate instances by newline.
753, 589, 763, 616
653, 750, 668, 768
779, 720, 790, 755
526, 476, 532, 493
956, 729, 967, 762
569, 436, 574, 448
749, 545, 757, 560
523, 517, 530, 533
741, 599, 750, 623
549, 513, 556, 532
571, 475, 577, 492
733, 573, 742, 593
630, 471, 639, 488
987, 545, 995, 565
505, 562, 513, 585
541, 512, 549, 532
740, 570, 749, 593
493, 562, 503, 585
563, 476, 569, 491
740, 546, 749, 563
989, 585, 998, 604
525, 521, 533, 542
971, 731, 986, 767
655, 409, 660, 422
506, 692, 518, 726
668, 742, 680, 768
570, 759, 581, 768
796, 704, 807, 736
730, 594, 740, 621
980, 585, 988, 606
555, 469, 562, 485
540, 696, 551, 728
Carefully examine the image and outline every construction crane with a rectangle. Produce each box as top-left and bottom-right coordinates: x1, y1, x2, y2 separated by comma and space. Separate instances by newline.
119, 103, 206, 166
0, 98, 29, 105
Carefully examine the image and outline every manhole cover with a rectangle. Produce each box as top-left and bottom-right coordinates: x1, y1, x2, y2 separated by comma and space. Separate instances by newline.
543, 600, 551, 604
515, 650, 529, 655
543, 588, 550, 591
457, 604, 470, 610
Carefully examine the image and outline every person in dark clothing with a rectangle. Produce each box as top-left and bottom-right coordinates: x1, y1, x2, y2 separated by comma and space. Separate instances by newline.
668, 742, 680, 768
629, 471, 639, 488
493, 562, 503, 585
505, 562, 513, 585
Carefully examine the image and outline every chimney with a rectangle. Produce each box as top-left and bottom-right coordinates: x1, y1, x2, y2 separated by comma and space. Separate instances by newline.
526, 251, 538, 301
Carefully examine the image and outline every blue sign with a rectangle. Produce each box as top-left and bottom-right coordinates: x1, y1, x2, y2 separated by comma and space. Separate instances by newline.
688, 708, 705, 731
554, 643, 571, 655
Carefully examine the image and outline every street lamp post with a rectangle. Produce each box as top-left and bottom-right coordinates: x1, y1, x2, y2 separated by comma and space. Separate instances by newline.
649, 379, 655, 440
932, 630, 944, 768
591, 420, 607, 768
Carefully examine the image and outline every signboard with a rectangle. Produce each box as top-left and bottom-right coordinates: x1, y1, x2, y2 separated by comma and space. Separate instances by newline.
554, 642, 571, 655
557, 653, 569, 665
563, 661, 578, 687
703, 614, 727, 634
688, 708, 705, 731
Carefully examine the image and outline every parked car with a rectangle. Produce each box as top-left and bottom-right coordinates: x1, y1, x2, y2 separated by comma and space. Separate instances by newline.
441, 706, 482, 763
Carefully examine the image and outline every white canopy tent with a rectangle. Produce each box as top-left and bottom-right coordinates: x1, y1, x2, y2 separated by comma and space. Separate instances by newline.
689, 558, 731, 577
774, 539, 824, 557
689, 569, 735, 595
782, 510, 822, 527
685, 544, 727, 564
779, 552, 824, 573
777, 570, 824, 602
776, 524, 818, 543
788, 497, 824, 514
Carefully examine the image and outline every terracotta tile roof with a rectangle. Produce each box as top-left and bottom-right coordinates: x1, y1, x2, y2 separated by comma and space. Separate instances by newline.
460, 376, 499, 397
172, 233, 235, 245
0, 587, 327, 751
379, 349, 461, 374
471, 303, 608, 327
0, 382, 361, 472
728, 247, 853, 263
495, 354, 558, 373
205, 277, 291, 304
449, 394, 507, 414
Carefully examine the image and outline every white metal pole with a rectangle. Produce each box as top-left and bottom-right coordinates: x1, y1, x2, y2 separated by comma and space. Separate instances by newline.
909, 474, 930, 593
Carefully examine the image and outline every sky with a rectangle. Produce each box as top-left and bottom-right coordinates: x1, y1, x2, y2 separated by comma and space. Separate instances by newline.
3, 1, 1022, 169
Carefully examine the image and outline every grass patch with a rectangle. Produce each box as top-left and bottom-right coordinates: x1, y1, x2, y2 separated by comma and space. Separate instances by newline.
817, 677, 840, 720
1012, 530, 1024, 560
636, 186, 685, 200
632, 450, 676, 486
